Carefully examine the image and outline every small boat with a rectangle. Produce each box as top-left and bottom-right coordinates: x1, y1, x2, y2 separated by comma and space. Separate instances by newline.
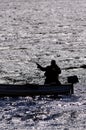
0, 83, 74, 97
0, 75, 78, 97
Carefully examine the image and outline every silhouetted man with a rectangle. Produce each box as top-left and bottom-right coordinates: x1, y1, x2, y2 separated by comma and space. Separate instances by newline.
36, 60, 61, 85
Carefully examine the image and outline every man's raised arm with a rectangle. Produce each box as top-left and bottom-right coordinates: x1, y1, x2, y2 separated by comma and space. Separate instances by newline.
36, 63, 46, 71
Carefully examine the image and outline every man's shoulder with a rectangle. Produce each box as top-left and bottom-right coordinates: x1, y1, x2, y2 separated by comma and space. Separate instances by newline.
46, 65, 51, 69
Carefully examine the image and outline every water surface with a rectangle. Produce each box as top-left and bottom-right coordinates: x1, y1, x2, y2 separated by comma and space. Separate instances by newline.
0, 0, 86, 129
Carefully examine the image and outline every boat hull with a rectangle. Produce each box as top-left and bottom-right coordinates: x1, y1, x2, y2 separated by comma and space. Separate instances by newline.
0, 83, 74, 97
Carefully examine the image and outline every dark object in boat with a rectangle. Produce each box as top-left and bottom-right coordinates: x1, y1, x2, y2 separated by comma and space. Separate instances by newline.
0, 83, 74, 97
67, 75, 79, 84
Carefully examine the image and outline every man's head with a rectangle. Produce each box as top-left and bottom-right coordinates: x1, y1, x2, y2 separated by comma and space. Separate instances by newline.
51, 60, 56, 65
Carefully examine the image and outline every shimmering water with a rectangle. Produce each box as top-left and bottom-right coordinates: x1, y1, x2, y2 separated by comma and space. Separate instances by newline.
0, 0, 86, 129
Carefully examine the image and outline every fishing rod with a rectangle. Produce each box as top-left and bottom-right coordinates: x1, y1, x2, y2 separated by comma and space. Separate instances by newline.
33, 59, 86, 70
35, 61, 86, 70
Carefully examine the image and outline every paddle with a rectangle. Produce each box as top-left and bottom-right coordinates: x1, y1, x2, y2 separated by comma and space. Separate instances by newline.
63, 64, 86, 70
80, 64, 86, 68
